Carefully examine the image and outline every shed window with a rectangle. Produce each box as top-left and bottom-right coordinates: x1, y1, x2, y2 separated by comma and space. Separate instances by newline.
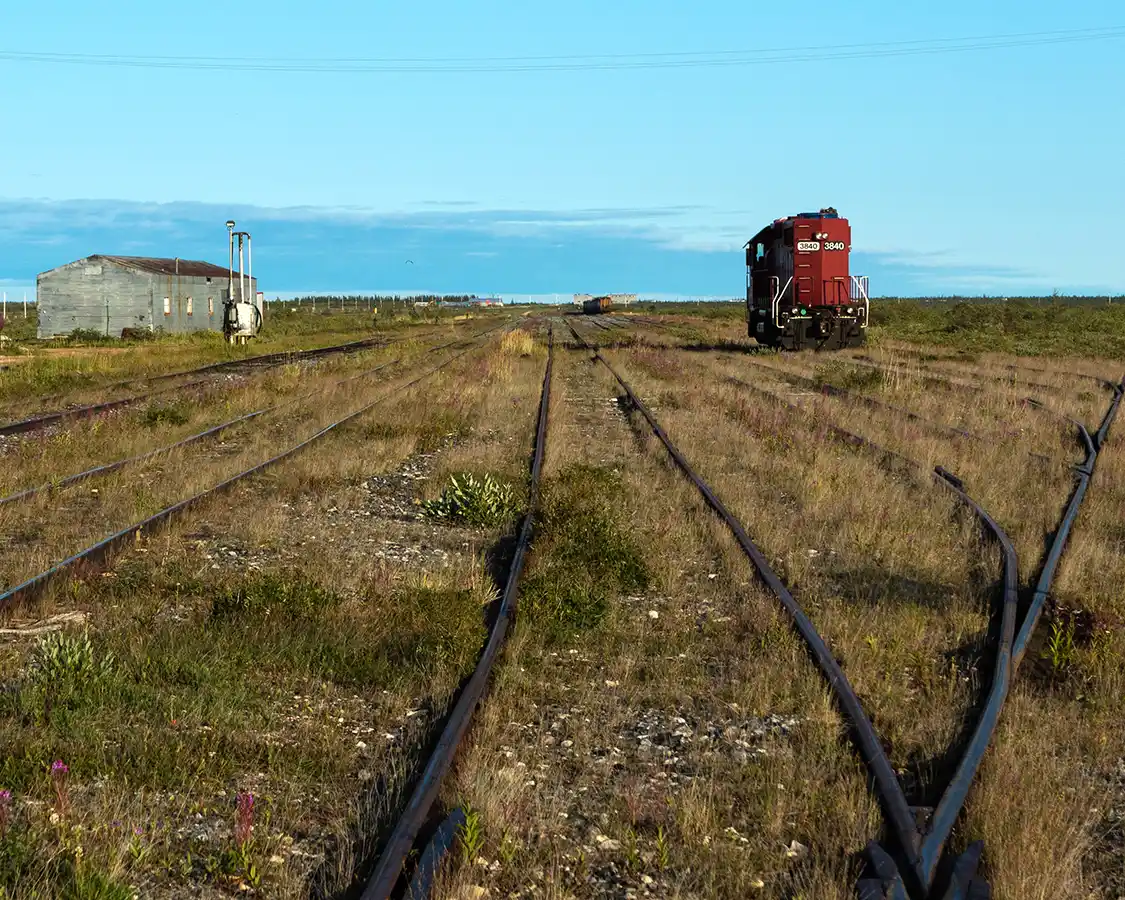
208, 297, 214, 315
163, 297, 171, 316
186, 297, 193, 316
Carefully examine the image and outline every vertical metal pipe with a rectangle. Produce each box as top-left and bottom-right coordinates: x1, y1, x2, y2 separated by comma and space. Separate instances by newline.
247, 235, 257, 325
228, 224, 235, 311
238, 236, 246, 313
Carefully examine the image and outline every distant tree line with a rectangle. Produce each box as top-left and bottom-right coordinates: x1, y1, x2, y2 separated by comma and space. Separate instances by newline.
284, 294, 484, 306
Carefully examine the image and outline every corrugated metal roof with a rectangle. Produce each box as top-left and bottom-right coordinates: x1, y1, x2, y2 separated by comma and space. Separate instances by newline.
94, 256, 235, 278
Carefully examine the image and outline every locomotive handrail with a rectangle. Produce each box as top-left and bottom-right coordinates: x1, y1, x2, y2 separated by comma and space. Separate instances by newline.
851, 275, 870, 328
771, 275, 793, 328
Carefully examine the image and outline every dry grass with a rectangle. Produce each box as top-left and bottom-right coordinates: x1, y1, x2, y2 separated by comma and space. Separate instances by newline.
0, 316, 486, 423
429, 318, 1125, 899
1, 309, 1122, 898
0, 321, 553, 897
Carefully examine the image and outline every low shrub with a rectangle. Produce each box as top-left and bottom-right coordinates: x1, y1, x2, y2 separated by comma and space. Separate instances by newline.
421, 473, 519, 528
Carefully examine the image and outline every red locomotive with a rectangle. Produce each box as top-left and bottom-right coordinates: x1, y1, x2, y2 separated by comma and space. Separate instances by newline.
744, 208, 869, 349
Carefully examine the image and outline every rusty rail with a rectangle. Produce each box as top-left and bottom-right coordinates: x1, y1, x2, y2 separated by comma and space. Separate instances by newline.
361, 327, 554, 899
0, 331, 506, 613
1012, 380, 1124, 671
0, 331, 487, 511
566, 322, 1095, 899
0, 323, 491, 439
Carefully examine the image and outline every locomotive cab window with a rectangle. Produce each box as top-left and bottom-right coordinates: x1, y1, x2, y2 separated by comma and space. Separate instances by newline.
755, 242, 766, 262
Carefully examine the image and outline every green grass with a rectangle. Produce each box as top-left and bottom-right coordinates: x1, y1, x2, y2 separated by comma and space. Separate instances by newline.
520, 464, 650, 640
0, 562, 489, 896
870, 299, 1125, 358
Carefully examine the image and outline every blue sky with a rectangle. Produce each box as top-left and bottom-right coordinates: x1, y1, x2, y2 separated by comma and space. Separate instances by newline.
1, 1, 1123, 298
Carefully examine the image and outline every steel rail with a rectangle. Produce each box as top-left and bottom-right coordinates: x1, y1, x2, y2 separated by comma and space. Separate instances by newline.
0, 332, 505, 613
720, 371, 1018, 893
567, 324, 1021, 900
0, 357, 405, 510
722, 374, 924, 479
0, 321, 490, 438
361, 327, 555, 900
842, 356, 1102, 420
1012, 379, 1124, 671
0, 338, 385, 437
855, 346, 1117, 392
0, 377, 215, 438
0, 331, 491, 510
852, 353, 1114, 397
14, 330, 395, 413
742, 358, 979, 442
563, 323, 924, 892
739, 359, 1059, 469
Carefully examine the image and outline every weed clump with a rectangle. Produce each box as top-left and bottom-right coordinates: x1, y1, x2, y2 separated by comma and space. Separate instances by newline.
63, 328, 115, 345
813, 360, 885, 392
27, 631, 116, 688
140, 402, 190, 428
521, 464, 649, 639
375, 585, 488, 674
422, 473, 519, 528
210, 573, 341, 622
499, 330, 536, 357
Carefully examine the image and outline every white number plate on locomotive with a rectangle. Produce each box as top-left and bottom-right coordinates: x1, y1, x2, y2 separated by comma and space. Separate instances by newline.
797, 241, 821, 251
824, 241, 846, 251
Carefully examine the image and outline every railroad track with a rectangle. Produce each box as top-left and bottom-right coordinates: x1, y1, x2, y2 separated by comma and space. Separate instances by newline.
0, 329, 493, 511
561, 318, 1122, 899
0, 321, 495, 438
5, 311, 1115, 897
360, 325, 555, 899
0, 322, 516, 612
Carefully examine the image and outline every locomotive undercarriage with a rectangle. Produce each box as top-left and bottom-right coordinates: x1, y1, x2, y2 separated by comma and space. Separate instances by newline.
749, 306, 865, 351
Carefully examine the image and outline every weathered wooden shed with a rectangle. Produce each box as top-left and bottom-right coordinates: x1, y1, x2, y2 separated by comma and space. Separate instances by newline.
36, 256, 258, 339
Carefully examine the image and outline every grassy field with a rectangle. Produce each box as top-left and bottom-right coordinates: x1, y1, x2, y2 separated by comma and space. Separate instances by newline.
0, 306, 1121, 898
0, 306, 499, 419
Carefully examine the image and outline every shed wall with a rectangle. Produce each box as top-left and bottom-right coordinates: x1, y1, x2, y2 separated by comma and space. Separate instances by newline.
37, 259, 258, 338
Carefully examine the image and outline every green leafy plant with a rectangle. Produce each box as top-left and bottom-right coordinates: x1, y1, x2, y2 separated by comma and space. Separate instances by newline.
498, 829, 520, 866
1043, 617, 1077, 676
624, 827, 640, 871
421, 473, 518, 528
656, 825, 671, 871
28, 631, 115, 687
456, 805, 485, 864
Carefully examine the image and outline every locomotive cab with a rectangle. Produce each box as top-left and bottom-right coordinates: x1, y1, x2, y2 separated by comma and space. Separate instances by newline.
745, 208, 869, 350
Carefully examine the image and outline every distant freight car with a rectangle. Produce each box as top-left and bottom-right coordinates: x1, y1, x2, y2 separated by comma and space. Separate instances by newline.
744, 208, 870, 350
582, 296, 612, 314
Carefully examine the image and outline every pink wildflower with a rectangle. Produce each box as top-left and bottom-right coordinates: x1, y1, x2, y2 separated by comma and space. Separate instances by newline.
50, 761, 69, 816
234, 792, 254, 848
